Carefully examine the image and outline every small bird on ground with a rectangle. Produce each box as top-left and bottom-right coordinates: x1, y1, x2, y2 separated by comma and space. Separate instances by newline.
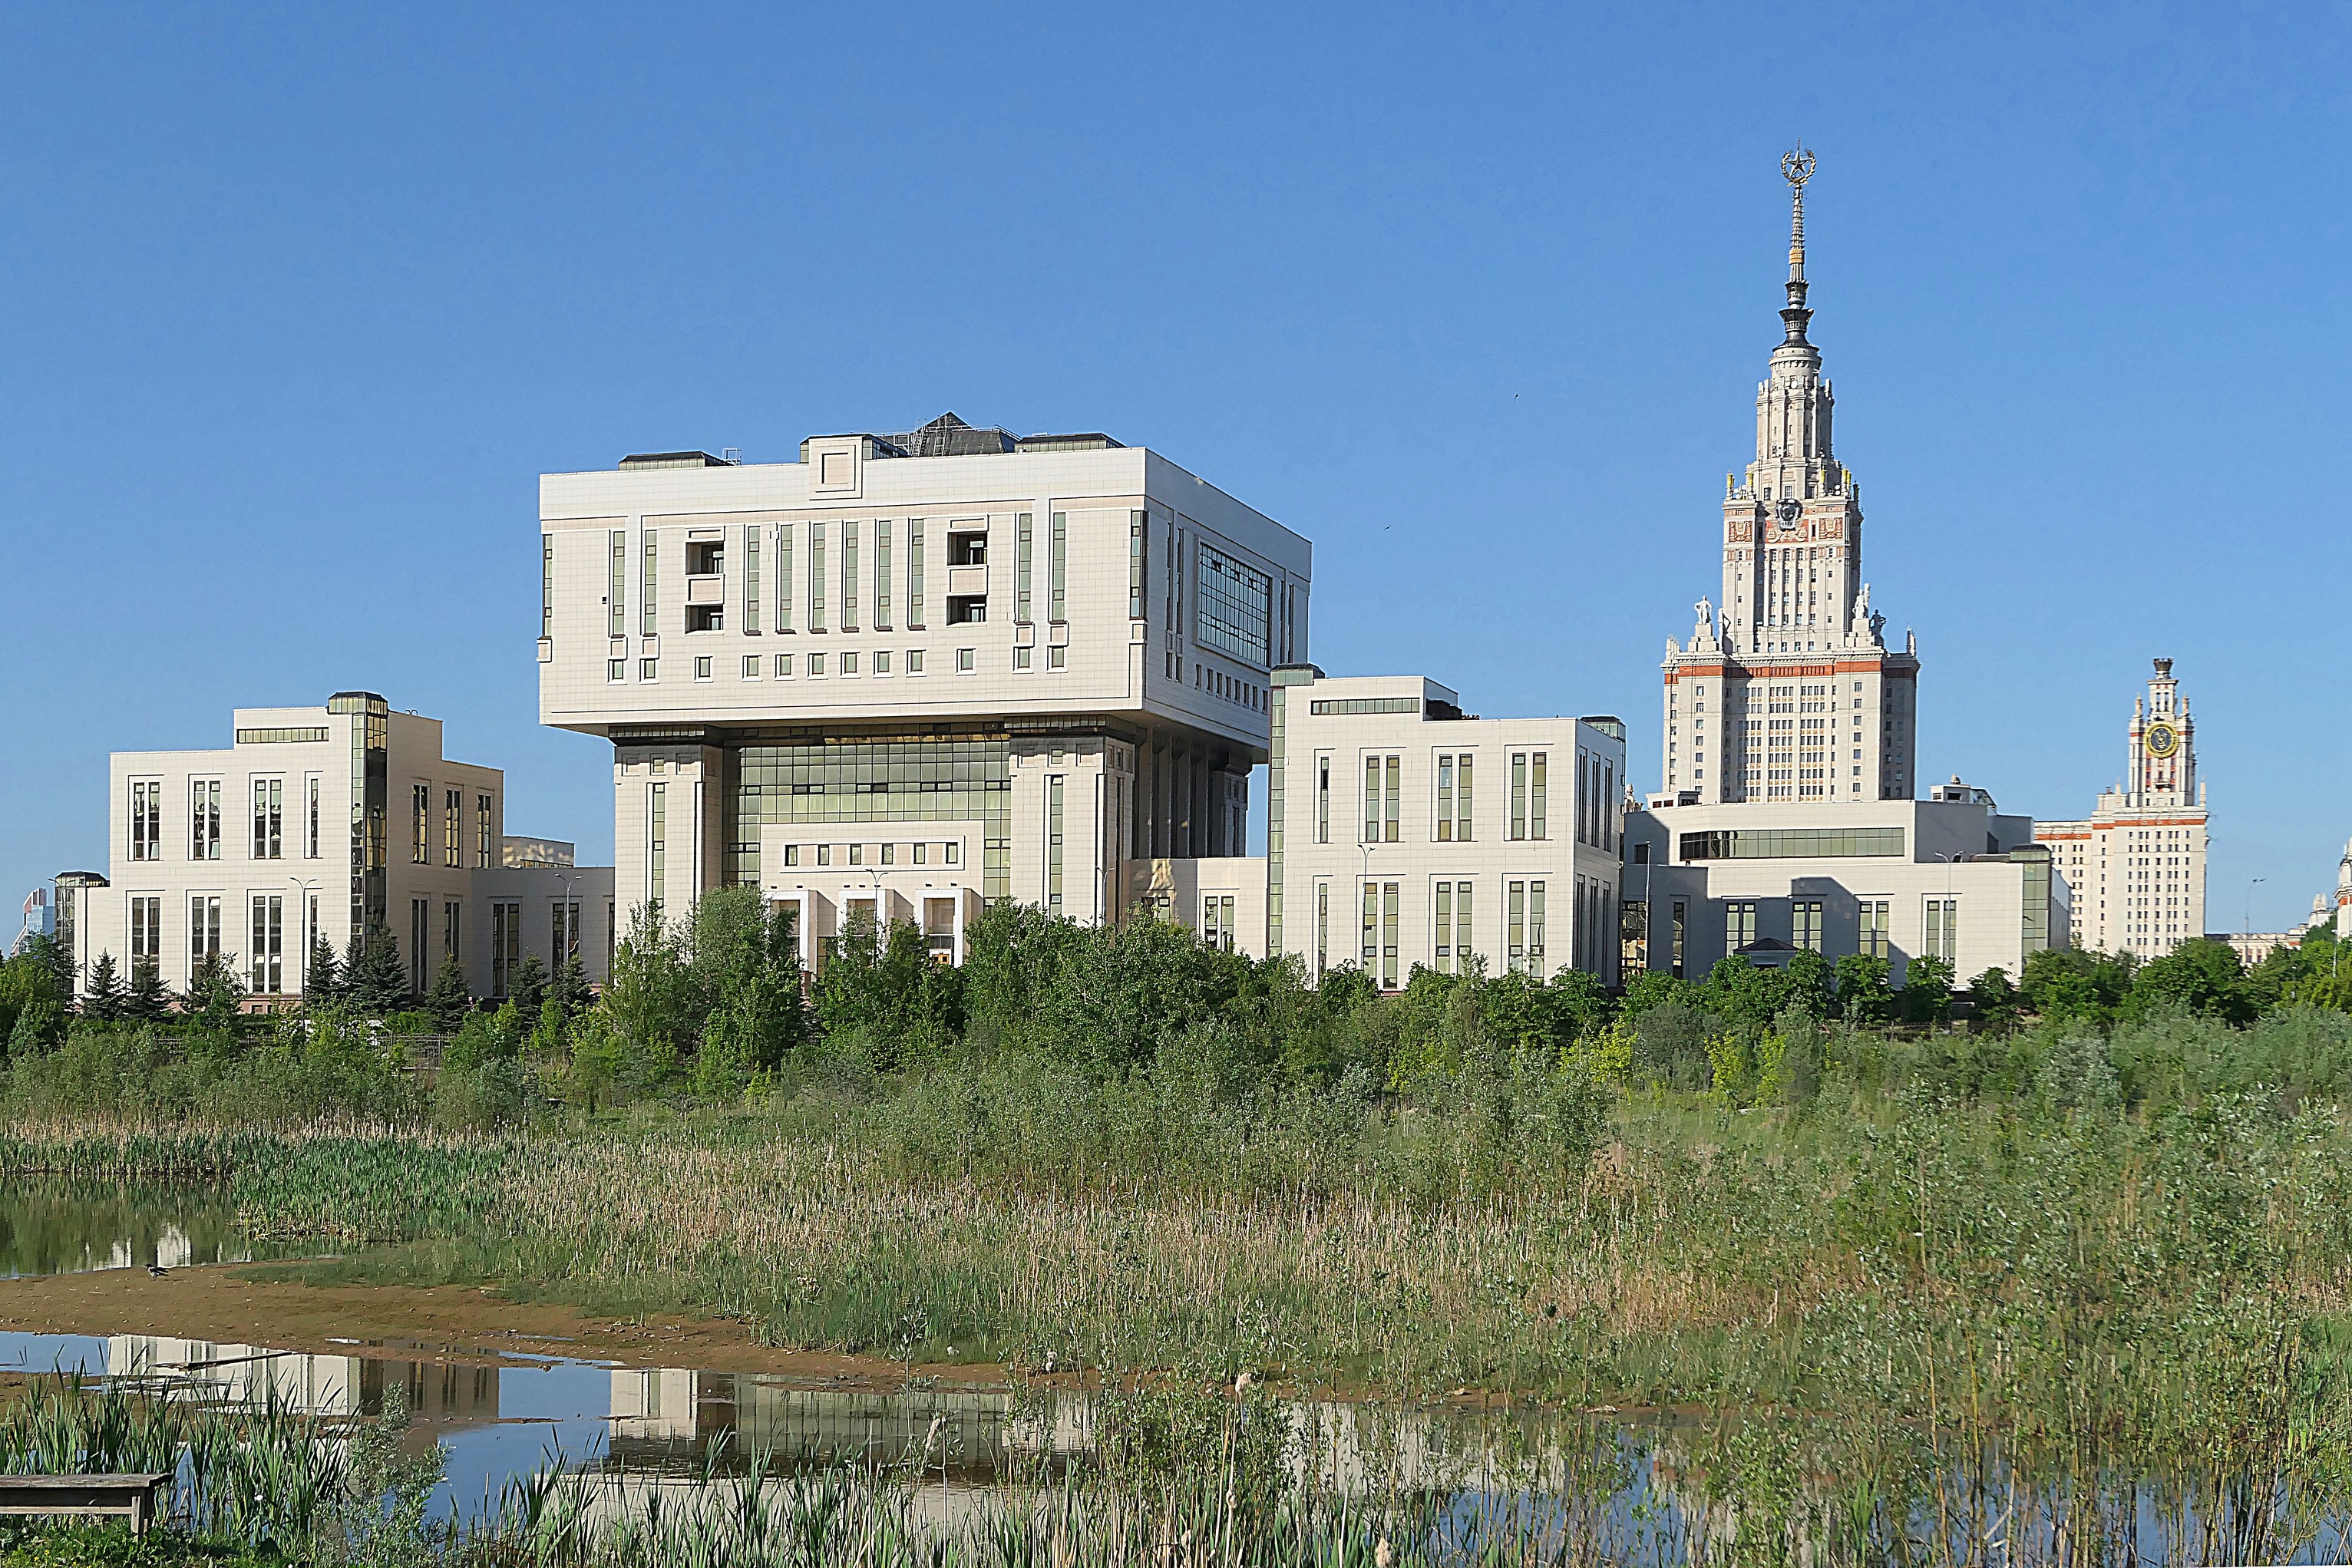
145, 1265, 169, 1278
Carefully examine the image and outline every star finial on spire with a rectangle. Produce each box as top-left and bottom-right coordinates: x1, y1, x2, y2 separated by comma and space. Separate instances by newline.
1776, 144, 1816, 346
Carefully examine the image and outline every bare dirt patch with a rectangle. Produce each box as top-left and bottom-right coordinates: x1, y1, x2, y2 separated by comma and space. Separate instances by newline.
0, 1264, 1009, 1390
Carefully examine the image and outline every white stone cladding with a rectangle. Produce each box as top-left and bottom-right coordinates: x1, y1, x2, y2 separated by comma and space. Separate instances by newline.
2035, 659, 2209, 959
538, 423, 1311, 940
1625, 791, 2063, 985
63, 694, 613, 1006
1264, 669, 1627, 989
1660, 162, 1920, 805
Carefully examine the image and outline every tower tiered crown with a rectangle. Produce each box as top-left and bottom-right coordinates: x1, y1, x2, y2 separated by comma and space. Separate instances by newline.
1659, 149, 1921, 806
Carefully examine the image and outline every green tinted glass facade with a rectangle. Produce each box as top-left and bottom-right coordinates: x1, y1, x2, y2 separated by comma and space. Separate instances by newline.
1678, 826, 1904, 861
727, 739, 1012, 897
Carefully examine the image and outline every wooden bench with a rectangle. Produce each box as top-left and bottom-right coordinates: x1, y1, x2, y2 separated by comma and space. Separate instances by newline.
0, 1474, 174, 1536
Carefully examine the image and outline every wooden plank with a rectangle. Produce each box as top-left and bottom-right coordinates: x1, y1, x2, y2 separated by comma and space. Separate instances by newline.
0, 1474, 172, 1537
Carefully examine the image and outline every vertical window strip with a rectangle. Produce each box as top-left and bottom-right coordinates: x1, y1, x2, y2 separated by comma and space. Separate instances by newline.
1360, 880, 1377, 964
1316, 758, 1330, 844
1511, 754, 1528, 841
609, 530, 627, 636
811, 527, 827, 631
1455, 882, 1472, 972
1016, 514, 1033, 622
1316, 882, 1329, 979
1381, 882, 1399, 989
1531, 752, 1548, 841
1458, 754, 1474, 841
1383, 757, 1400, 843
876, 521, 892, 628
844, 522, 859, 629
642, 531, 658, 636
1049, 511, 1066, 622
477, 794, 492, 868
649, 783, 668, 904
1437, 757, 1454, 841
745, 527, 761, 634
907, 521, 923, 626
542, 537, 554, 639
778, 526, 794, 630
1530, 881, 1546, 969
1128, 510, 1147, 619
1363, 758, 1379, 844
1047, 776, 1065, 907
1435, 881, 1453, 969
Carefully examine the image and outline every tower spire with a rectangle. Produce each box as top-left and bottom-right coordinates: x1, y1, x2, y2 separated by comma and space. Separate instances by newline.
1779, 144, 1815, 345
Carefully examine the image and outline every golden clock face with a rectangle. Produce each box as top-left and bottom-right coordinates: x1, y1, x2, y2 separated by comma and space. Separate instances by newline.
2146, 722, 2179, 759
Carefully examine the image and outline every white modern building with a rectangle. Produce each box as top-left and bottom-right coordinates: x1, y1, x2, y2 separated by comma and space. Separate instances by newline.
2034, 659, 2210, 959
57, 692, 612, 1008
1259, 668, 1628, 988
14, 887, 53, 956
1625, 781, 2061, 984
536, 413, 1311, 965
1659, 149, 1921, 805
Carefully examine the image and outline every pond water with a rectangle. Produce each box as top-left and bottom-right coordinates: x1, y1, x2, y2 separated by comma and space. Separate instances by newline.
4, 1186, 2347, 1563
1, 1182, 302, 1280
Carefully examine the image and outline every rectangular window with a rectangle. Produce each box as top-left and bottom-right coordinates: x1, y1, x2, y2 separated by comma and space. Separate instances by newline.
1671, 898, 1687, 979
811, 525, 827, 631
1382, 880, 1400, 988
443, 788, 461, 867
446, 900, 462, 961
492, 901, 520, 998
609, 530, 627, 637
1436, 756, 1455, 841
1316, 881, 1329, 978
640, 658, 658, 681
1361, 878, 1378, 966
695, 655, 713, 679
1456, 754, 1474, 840
875, 520, 892, 629
1196, 541, 1272, 664
1435, 880, 1452, 966
1793, 900, 1824, 951
810, 652, 825, 675
250, 778, 282, 860
477, 794, 493, 868
841, 652, 856, 675
1016, 513, 1033, 622
843, 520, 859, 629
1049, 510, 1067, 622
1726, 900, 1758, 951
1529, 881, 1546, 971
130, 780, 157, 861
1014, 645, 1032, 671
745, 527, 761, 634
187, 894, 220, 979
1128, 510, 1148, 620
648, 784, 666, 903
957, 647, 974, 672
553, 900, 580, 963
1510, 754, 1528, 840
128, 896, 160, 975
252, 894, 282, 995
1859, 899, 1890, 959
306, 776, 319, 859
1508, 881, 1528, 973
411, 784, 430, 864
778, 525, 794, 631
777, 652, 793, 676
642, 530, 658, 636
1049, 645, 1065, 670
409, 898, 429, 995
541, 536, 555, 639
608, 659, 626, 682
1680, 827, 1907, 860
1202, 894, 1235, 951
907, 521, 924, 626
1601, 761, 1614, 850
1384, 756, 1401, 843
1047, 775, 1065, 908
190, 779, 221, 860
1531, 752, 1548, 840
1316, 758, 1330, 844
1925, 898, 1958, 962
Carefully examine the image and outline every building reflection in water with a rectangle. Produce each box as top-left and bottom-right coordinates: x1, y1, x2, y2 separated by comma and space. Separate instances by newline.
106, 1336, 500, 1437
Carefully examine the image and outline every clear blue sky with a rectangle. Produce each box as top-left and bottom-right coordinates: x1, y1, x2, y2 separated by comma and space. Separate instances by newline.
5, 3, 2346, 937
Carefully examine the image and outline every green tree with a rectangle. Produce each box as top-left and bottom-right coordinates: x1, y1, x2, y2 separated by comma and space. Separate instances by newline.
123, 959, 173, 1022
1966, 966, 2024, 1032
1619, 969, 1696, 1018
2019, 946, 2134, 1025
813, 907, 961, 1068
695, 900, 808, 1095
507, 952, 549, 1020
2127, 937, 2255, 1025
426, 952, 474, 1031
550, 951, 592, 1021
603, 902, 696, 1084
0, 946, 62, 1045
1898, 953, 1953, 1024
7, 996, 64, 1057
344, 923, 411, 1018
1832, 952, 1895, 1025
304, 934, 342, 1009
81, 952, 127, 1022
1782, 949, 1835, 1022
184, 950, 246, 1037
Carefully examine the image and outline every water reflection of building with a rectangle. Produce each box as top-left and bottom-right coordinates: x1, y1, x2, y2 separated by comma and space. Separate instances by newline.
107, 1337, 499, 1429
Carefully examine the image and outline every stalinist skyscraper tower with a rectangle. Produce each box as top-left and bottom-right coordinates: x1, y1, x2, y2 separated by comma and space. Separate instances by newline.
1660, 150, 1921, 805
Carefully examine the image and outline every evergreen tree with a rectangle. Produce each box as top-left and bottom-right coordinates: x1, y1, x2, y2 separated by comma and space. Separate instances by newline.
507, 952, 549, 1020
427, 953, 474, 1030
124, 959, 173, 1022
186, 950, 247, 1035
345, 923, 411, 1018
550, 952, 591, 1022
82, 952, 127, 1022
304, 935, 342, 1008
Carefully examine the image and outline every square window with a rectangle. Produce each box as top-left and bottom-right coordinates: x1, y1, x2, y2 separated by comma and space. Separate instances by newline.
1049, 645, 1066, 669
742, 655, 761, 678
776, 653, 793, 677
908, 650, 924, 673
640, 659, 658, 680
694, 656, 713, 680
606, 659, 625, 682
957, 648, 976, 672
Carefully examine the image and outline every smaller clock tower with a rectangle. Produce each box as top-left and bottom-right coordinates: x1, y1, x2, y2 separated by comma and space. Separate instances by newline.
2035, 658, 2211, 959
